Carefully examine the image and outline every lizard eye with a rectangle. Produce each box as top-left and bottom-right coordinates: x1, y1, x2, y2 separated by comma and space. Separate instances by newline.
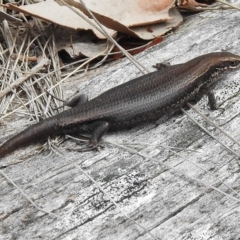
229, 61, 239, 67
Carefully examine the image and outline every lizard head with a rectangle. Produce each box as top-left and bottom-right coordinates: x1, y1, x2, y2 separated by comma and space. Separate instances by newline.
203, 52, 240, 83
211, 52, 240, 72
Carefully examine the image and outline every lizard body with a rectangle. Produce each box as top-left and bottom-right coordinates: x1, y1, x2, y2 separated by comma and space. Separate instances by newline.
1, 52, 240, 158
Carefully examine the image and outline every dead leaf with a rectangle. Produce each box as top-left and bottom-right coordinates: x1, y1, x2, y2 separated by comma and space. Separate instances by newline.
130, 8, 183, 40
4, 0, 183, 63
63, 0, 176, 38
73, 0, 175, 27
6, 0, 180, 40
177, 0, 210, 8
7, 0, 116, 39
54, 28, 108, 59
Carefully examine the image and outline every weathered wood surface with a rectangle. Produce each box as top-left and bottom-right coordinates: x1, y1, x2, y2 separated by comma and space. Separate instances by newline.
1, 9, 240, 240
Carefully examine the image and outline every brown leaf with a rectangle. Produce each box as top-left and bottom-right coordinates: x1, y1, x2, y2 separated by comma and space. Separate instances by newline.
130, 8, 183, 40
178, 0, 210, 8
54, 28, 108, 59
64, 0, 175, 38
7, 0, 116, 39
6, 0, 182, 41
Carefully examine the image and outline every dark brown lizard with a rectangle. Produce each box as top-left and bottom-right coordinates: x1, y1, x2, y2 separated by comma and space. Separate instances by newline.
1, 52, 240, 158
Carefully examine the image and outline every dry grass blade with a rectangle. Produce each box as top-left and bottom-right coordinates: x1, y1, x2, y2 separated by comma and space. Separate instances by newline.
0, 19, 63, 121
0, 57, 50, 99
0, 9, 113, 123
215, 0, 240, 11
187, 102, 240, 148
181, 107, 240, 160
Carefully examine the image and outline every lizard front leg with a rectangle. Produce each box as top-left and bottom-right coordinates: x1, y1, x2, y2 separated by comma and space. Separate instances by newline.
205, 89, 218, 110
153, 62, 171, 70
192, 87, 218, 110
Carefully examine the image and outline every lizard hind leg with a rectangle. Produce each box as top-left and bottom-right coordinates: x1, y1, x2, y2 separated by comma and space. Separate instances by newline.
65, 93, 88, 108
70, 121, 109, 152
46, 91, 88, 109
90, 121, 109, 149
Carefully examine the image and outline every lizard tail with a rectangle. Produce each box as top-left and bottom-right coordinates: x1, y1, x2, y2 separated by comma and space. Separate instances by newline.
0, 118, 58, 159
